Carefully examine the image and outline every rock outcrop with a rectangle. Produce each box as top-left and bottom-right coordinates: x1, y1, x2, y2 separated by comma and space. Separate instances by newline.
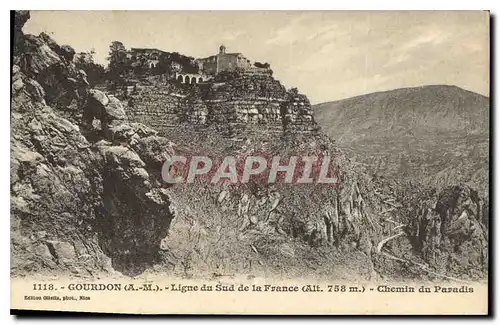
126, 72, 319, 139
402, 185, 488, 279
11, 11, 176, 277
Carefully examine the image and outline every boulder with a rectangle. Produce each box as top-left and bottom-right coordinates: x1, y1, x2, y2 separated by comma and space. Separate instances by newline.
34, 243, 54, 260
25, 78, 46, 103
89, 89, 109, 107
46, 240, 77, 262
105, 96, 127, 121
102, 146, 145, 168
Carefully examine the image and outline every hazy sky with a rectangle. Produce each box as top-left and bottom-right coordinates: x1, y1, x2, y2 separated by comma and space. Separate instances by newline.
23, 10, 489, 104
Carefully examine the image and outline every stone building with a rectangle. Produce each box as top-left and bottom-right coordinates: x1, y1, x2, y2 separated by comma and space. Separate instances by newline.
197, 45, 252, 75
127, 48, 165, 69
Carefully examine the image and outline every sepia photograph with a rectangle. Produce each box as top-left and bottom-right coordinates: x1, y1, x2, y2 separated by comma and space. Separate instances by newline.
9, 9, 490, 315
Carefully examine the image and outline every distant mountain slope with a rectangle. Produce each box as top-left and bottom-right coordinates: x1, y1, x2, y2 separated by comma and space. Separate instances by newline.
314, 85, 489, 140
313, 85, 490, 194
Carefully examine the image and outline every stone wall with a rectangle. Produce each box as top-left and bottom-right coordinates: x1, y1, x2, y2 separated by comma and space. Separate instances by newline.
243, 67, 273, 77
282, 93, 317, 134
198, 52, 252, 75
126, 86, 186, 131
198, 56, 217, 75
125, 73, 318, 138
217, 53, 251, 73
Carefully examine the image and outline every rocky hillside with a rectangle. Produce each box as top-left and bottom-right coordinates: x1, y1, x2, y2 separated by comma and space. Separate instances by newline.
315, 85, 489, 138
11, 11, 176, 277
11, 11, 488, 282
125, 71, 318, 140
313, 86, 490, 195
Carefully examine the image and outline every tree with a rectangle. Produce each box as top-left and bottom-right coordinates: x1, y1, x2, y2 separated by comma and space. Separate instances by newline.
74, 49, 105, 86
254, 61, 270, 69
131, 56, 148, 77
156, 52, 174, 75
106, 41, 130, 87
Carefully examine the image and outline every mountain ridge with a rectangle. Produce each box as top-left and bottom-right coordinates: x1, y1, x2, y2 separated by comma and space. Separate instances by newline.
312, 84, 489, 194
313, 84, 489, 141
318, 84, 487, 104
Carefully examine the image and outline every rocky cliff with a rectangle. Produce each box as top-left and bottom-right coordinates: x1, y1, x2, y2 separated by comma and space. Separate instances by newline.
11, 11, 176, 277
125, 71, 319, 140
313, 86, 490, 196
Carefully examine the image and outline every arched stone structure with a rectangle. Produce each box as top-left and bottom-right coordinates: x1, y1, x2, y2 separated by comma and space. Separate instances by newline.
148, 59, 159, 70
174, 72, 212, 85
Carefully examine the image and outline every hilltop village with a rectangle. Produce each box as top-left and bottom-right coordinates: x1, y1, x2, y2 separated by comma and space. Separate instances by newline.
103, 43, 318, 139
121, 44, 271, 84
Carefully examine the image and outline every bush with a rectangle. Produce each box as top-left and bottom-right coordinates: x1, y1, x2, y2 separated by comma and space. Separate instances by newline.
254, 61, 270, 69
74, 50, 106, 86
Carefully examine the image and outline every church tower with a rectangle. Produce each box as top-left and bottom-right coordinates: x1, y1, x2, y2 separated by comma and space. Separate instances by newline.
219, 44, 226, 54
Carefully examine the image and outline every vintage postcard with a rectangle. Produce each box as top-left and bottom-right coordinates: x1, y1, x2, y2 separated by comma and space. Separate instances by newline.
10, 10, 490, 315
